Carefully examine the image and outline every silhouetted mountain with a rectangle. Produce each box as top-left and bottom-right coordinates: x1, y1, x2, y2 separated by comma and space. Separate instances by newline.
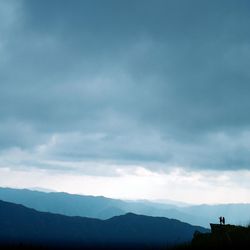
0, 187, 203, 226
0, 200, 208, 249
2, 187, 250, 228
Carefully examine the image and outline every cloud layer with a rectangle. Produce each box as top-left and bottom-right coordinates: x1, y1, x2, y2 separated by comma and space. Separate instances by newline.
1, 0, 250, 175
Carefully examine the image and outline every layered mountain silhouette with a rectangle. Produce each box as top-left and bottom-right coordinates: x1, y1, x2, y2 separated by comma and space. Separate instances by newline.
1, 187, 250, 228
0, 200, 208, 248
0, 187, 203, 226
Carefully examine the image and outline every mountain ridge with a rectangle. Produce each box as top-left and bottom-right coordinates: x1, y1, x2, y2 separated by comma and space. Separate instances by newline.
0, 199, 208, 248
1, 187, 250, 227
0, 187, 206, 227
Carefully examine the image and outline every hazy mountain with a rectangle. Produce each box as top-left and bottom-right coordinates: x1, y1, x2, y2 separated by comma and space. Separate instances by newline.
0, 187, 204, 226
0, 187, 126, 219
0, 200, 208, 248
1, 187, 249, 228
181, 204, 250, 226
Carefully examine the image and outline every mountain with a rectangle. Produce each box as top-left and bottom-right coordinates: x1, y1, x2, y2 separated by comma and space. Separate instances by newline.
0, 187, 203, 226
0, 187, 126, 219
180, 204, 250, 226
0, 200, 208, 248
1, 187, 249, 228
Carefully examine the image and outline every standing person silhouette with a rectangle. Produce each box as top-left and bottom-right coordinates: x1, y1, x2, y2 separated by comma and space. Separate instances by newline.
219, 216, 223, 224
222, 217, 225, 225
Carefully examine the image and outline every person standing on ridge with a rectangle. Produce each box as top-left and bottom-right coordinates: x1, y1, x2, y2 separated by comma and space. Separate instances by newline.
222, 217, 225, 225
219, 216, 223, 224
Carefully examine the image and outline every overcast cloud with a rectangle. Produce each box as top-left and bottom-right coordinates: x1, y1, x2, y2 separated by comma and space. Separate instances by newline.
1, 0, 250, 181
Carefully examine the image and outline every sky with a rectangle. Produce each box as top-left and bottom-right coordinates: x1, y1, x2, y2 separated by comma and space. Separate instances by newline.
1, 0, 250, 204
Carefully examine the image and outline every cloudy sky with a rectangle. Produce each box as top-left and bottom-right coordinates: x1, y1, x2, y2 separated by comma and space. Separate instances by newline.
1, 0, 250, 204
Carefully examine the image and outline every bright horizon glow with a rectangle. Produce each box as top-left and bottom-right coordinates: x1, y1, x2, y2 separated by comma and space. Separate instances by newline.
1, 165, 250, 205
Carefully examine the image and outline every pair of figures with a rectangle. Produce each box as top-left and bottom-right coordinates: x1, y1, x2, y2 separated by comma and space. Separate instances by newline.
219, 216, 225, 225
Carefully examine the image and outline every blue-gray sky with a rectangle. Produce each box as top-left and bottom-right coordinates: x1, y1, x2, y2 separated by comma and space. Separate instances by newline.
1, 0, 250, 203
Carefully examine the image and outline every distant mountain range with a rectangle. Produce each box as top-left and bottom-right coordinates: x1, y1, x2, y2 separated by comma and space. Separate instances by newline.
0, 187, 249, 228
0, 200, 207, 248
0, 187, 202, 226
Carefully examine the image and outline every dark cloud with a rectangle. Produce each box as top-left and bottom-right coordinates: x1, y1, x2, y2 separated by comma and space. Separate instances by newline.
1, 0, 250, 171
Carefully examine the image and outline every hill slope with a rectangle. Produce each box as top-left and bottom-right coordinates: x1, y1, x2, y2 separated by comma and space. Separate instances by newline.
3, 187, 250, 228
0, 200, 208, 248
190, 223, 250, 249
0, 187, 204, 226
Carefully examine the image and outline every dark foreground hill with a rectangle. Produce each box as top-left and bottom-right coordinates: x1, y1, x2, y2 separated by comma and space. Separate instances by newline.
173, 223, 250, 249
0, 200, 208, 249
190, 223, 250, 249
